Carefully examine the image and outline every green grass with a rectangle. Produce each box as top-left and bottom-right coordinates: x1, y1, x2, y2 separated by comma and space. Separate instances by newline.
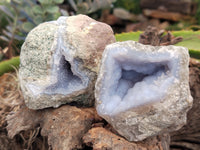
173, 31, 200, 59
115, 31, 141, 42
0, 56, 20, 76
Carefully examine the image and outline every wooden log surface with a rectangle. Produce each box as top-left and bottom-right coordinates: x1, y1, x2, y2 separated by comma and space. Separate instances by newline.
143, 9, 193, 21
83, 127, 170, 150
140, 0, 196, 15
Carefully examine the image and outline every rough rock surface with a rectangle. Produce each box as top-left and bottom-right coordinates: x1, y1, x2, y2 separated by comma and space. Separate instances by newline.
95, 41, 193, 141
83, 127, 170, 150
19, 15, 115, 109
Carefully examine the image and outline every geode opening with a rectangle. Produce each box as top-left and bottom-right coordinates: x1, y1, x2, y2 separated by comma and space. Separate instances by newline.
19, 15, 116, 109
44, 56, 84, 95
116, 62, 169, 100
96, 42, 180, 116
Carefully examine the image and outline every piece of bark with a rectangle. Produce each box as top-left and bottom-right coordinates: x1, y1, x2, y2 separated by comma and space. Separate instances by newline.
0, 132, 21, 150
0, 73, 29, 150
6, 103, 100, 150
140, 0, 196, 15
170, 58, 200, 150
139, 26, 183, 46
40, 107, 99, 150
160, 32, 183, 46
139, 26, 161, 46
83, 127, 170, 150
143, 9, 193, 21
0, 102, 12, 129
7, 105, 44, 139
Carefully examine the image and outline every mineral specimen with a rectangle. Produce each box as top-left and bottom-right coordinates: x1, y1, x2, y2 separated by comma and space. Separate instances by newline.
19, 15, 115, 109
95, 41, 193, 141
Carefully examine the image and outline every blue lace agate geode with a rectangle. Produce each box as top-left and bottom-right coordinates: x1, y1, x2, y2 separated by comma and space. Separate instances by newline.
95, 41, 193, 141
19, 15, 115, 109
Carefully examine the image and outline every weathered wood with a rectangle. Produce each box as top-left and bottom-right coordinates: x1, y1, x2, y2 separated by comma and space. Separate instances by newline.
143, 9, 193, 21
140, 0, 196, 14
6, 104, 101, 150
139, 26, 183, 46
83, 127, 170, 150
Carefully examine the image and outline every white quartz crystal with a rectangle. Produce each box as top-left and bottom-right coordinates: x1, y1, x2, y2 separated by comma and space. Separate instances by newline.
19, 15, 115, 109
95, 41, 193, 141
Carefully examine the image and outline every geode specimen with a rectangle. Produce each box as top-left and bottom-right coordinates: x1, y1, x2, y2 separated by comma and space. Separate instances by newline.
19, 15, 115, 109
95, 41, 193, 141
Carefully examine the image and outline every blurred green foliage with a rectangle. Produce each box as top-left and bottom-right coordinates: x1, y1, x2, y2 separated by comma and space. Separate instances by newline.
67, 0, 116, 14
0, 0, 116, 45
0, 0, 65, 58
0, 0, 64, 41
113, 0, 141, 14
166, 22, 192, 31
196, 0, 200, 25
0, 56, 20, 76
0, 0, 116, 59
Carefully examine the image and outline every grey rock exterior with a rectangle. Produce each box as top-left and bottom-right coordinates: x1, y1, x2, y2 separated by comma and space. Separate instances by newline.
19, 15, 115, 109
95, 41, 193, 141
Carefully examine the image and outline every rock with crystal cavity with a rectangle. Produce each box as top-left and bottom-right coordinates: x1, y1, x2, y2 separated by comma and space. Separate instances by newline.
19, 15, 115, 109
95, 41, 193, 141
